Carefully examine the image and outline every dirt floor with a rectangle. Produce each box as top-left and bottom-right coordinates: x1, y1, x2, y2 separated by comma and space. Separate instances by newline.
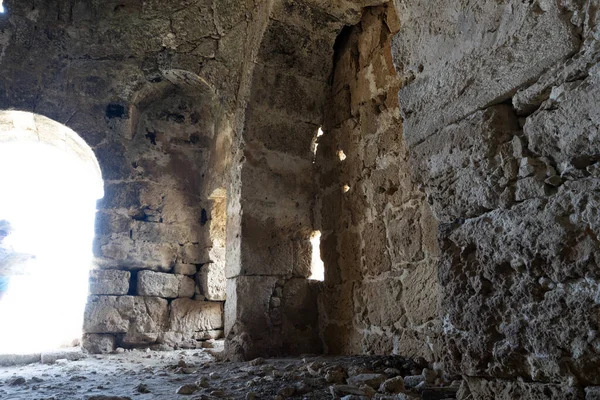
0, 342, 460, 400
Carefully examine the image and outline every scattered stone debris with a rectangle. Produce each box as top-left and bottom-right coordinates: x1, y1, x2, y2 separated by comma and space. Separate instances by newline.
0, 348, 459, 399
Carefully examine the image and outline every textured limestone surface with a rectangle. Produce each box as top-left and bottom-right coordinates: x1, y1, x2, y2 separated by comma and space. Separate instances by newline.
89, 270, 131, 296
1, 0, 600, 396
391, 0, 600, 391
314, 3, 441, 361
137, 270, 195, 299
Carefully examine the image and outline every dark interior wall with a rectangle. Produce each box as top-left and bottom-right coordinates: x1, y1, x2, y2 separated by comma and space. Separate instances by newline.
223, 0, 401, 361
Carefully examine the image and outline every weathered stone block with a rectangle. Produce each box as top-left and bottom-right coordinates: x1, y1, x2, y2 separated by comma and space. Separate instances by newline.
391, 0, 580, 146
83, 295, 168, 346
362, 219, 391, 276
410, 105, 520, 223
82, 334, 115, 354
197, 262, 226, 301
137, 270, 195, 298
400, 261, 439, 326
123, 296, 170, 345
525, 75, 600, 169
224, 276, 279, 359
89, 270, 130, 295
83, 296, 133, 334
130, 220, 209, 246
282, 279, 322, 354
168, 299, 223, 334
173, 263, 197, 276
248, 64, 327, 124
440, 179, 600, 383
97, 238, 177, 272
354, 276, 403, 328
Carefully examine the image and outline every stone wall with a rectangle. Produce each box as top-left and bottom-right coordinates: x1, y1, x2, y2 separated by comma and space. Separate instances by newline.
314, 3, 441, 361
2, 0, 600, 393
391, 0, 600, 395
224, 0, 345, 360
0, 0, 253, 352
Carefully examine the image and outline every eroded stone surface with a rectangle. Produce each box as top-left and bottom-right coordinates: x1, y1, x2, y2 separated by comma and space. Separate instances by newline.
197, 262, 226, 301
89, 270, 131, 296
137, 270, 195, 299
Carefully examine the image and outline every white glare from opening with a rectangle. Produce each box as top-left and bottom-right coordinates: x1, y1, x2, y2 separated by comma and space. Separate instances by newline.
311, 127, 324, 163
309, 231, 324, 281
343, 184, 350, 193
337, 150, 347, 161
0, 140, 100, 354
0, 2, 4, 13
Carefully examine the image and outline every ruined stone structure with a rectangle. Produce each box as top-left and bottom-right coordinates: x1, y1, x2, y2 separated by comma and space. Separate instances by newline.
1, 0, 599, 398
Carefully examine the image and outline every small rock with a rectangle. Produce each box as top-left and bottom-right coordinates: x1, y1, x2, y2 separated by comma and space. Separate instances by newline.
176, 384, 200, 395
414, 381, 427, 389
245, 392, 257, 400
359, 384, 376, 397
379, 376, 405, 393
422, 368, 437, 384
8, 376, 26, 386
347, 365, 372, 377
330, 384, 365, 397
325, 370, 345, 383
306, 361, 323, 375
114, 348, 125, 354
210, 389, 226, 397
249, 357, 265, 366
347, 373, 386, 389
403, 375, 425, 389
198, 377, 210, 388
295, 381, 311, 395
383, 368, 401, 377
136, 383, 150, 393
278, 386, 295, 398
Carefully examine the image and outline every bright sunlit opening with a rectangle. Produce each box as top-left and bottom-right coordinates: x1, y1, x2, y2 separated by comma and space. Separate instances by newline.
342, 184, 350, 193
0, 1, 4, 13
309, 231, 324, 281
337, 149, 347, 161
311, 127, 324, 163
0, 113, 102, 355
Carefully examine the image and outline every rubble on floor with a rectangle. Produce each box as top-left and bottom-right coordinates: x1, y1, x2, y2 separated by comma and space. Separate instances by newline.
0, 344, 460, 399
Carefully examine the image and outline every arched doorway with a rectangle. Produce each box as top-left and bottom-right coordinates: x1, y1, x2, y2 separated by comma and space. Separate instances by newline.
0, 110, 102, 354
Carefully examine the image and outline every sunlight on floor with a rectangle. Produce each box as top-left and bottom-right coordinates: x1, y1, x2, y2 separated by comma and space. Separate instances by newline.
0, 140, 101, 354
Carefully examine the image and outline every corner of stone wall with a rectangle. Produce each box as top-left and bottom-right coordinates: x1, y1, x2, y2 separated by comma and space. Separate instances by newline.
314, 2, 442, 363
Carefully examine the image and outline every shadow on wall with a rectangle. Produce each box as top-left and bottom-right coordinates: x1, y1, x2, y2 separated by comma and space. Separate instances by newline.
0, 110, 103, 354
84, 70, 228, 352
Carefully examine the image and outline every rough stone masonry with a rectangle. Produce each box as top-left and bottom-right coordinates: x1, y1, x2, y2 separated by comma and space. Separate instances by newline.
0, 0, 599, 399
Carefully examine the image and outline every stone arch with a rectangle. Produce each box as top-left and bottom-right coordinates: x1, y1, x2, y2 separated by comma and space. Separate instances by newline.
0, 110, 103, 195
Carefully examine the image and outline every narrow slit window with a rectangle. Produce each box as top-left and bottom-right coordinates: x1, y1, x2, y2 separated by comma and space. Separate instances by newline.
309, 231, 324, 281
311, 127, 324, 163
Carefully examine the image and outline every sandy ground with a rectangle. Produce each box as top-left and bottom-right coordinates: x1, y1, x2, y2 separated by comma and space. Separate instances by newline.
0, 344, 459, 400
